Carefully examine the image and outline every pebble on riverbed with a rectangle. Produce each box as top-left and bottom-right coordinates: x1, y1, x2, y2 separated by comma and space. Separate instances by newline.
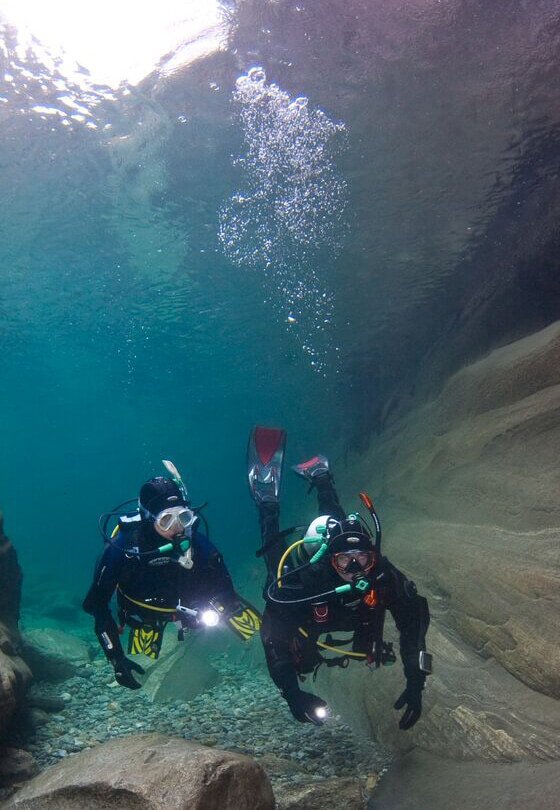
6, 654, 389, 794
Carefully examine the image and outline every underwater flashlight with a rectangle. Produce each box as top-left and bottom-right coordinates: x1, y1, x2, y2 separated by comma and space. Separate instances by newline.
200, 608, 220, 628
314, 706, 329, 721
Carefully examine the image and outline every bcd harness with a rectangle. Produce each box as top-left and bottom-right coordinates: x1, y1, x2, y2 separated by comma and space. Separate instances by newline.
296, 595, 397, 681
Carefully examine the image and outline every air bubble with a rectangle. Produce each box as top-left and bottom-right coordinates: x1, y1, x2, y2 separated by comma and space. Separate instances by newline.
247, 66, 266, 83
219, 67, 348, 374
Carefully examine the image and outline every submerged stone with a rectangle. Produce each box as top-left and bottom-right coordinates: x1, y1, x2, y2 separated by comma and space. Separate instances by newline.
278, 776, 366, 810
2, 732, 275, 810
22, 629, 94, 683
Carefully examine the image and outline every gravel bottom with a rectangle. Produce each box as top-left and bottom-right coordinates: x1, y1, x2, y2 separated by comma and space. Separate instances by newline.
8, 654, 389, 793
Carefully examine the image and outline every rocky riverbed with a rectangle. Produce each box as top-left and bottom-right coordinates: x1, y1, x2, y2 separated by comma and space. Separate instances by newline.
4, 647, 387, 803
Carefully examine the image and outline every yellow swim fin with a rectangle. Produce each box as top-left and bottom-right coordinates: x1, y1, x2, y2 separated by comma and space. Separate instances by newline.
128, 624, 163, 659
210, 594, 262, 641
228, 604, 262, 640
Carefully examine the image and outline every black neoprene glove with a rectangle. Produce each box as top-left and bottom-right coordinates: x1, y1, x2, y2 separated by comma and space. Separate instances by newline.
394, 671, 425, 730
112, 655, 145, 690
283, 689, 328, 725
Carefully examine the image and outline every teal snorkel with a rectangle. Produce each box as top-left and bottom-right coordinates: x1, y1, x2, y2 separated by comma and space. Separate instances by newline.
162, 458, 189, 503
153, 460, 194, 564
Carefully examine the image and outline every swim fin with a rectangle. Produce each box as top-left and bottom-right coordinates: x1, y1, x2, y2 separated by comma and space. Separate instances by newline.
292, 454, 330, 480
209, 594, 262, 641
128, 624, 164, 659
247, 426, 287, 505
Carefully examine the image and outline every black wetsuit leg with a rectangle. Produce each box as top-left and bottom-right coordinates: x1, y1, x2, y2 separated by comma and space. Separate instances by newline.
258, 502, 283, 581
313, 473, 346, 521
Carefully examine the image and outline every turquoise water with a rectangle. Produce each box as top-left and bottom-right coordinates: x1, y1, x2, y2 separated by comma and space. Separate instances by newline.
0, 22, 344, 597
1, 0, 559, 621
4, 6, 560, 803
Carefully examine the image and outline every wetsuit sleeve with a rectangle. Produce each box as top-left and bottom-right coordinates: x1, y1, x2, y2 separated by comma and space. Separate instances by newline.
82, 544, 125, 662
191, 534, 237, 606
383, 560, 430, 680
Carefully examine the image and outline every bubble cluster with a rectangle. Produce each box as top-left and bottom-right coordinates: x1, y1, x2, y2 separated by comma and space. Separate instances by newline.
218, 67, 348, 373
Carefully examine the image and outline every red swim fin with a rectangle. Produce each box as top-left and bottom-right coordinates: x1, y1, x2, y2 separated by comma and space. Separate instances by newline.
247, 426, 287, 504
292, 454, 330, 480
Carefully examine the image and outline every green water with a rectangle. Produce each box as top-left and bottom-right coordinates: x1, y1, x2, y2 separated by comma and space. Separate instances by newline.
1, 0, 559, 616
0, 26, 342, 600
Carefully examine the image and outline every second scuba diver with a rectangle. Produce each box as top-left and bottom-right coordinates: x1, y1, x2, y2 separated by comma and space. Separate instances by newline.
248, 426, 431, 727
84, 460, 261, 689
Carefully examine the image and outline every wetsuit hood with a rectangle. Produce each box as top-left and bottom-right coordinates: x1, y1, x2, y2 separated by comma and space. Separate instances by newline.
326, 515, 374, 554
139, 477, 187, 518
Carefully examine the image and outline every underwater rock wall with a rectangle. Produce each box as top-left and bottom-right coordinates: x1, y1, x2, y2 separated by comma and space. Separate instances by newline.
0, 516, 31, 741
321, 321, 560, 761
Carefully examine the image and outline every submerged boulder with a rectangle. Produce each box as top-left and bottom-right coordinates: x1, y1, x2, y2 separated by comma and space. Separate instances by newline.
0, 514, 22, 633
0, 747, 39, 794
278, 777, 367, 809
22, 628, 94, 682
0, 634, 31, 741
142, 634, 221, 704
0, 517, 31, 740
2, 733, 275, 810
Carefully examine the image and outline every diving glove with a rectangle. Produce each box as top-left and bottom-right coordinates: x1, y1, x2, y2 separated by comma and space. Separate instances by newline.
112, 655, 145, 690
283, 688, 328, 725
394, 671, 425, 730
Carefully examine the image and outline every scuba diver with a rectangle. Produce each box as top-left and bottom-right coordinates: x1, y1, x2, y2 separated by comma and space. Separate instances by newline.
84, 460, 261, 689
248, 427, 431, 728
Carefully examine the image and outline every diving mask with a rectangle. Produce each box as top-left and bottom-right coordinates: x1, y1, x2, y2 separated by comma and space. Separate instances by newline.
331, 548, 375, 575
154, 506, 196, 536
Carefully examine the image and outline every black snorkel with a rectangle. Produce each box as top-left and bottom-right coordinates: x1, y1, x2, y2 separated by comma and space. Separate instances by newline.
359, 491, 382, 553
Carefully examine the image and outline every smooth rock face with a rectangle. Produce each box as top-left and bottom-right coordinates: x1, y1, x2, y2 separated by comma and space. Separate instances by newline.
327, 322, 560, 761
141, 634, 222, 704
367, 749, 560, 810
22, 629, 94, 682
278, 777, 366, 809
2, 733, 275, 810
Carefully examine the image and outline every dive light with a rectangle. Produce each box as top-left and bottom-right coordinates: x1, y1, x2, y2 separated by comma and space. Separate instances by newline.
175, 601, 221, 628
200, 608, 220, 627
314, 705, 329, 721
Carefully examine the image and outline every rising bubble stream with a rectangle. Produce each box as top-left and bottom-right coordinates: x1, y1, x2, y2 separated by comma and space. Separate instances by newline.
219, 67, 348, 374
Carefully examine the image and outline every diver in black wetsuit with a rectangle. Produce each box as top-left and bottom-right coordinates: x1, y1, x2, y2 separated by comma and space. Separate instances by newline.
247, 427, 431, 728
84, 470, 259, 690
